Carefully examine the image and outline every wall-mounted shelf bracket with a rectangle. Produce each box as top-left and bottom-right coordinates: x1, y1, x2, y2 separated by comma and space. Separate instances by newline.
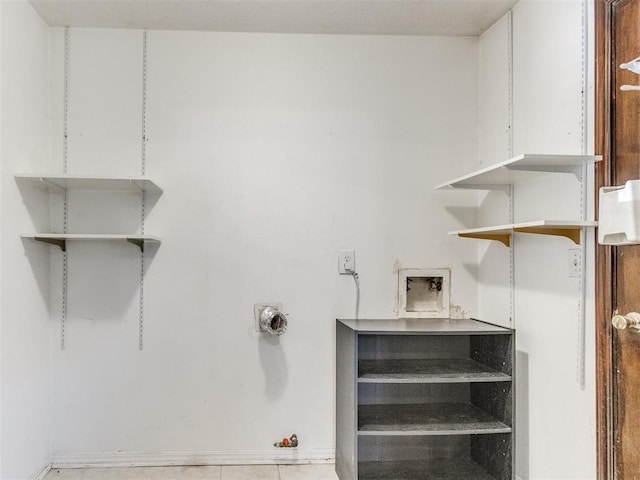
127, 237, 146, 252
505, 164, 583, 180
34, 235, 67, 251
449, 224, 513, 247
451, 184, 512, 193
458, 232, 511, 247
513, 225, 583, 244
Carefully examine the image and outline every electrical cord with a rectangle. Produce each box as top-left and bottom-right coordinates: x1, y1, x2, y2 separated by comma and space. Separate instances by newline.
346, 267, 360, 320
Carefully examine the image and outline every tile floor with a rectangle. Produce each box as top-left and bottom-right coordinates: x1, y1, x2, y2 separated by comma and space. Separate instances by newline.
45, 464, 339, 480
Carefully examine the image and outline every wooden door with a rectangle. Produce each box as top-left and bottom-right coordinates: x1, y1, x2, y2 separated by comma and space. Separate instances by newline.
596, 0, 640, 478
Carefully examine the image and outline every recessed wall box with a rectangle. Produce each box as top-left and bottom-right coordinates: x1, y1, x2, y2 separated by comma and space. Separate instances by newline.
398, 268, 450, 318
599, 180, 640, 245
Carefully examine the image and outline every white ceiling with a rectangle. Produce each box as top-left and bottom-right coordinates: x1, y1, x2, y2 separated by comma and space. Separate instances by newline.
29, 0, 518, 36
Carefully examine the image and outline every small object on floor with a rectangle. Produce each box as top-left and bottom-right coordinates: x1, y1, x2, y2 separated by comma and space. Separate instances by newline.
274, 433, 298, 447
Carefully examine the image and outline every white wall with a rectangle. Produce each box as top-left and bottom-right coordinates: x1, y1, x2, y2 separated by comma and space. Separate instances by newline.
0, 1, 4, 476
2, 3, 598, 476
48, 29, 480, 465
477, 14, 513, 328
477, 1, 596, 479
0, 1, 53, 479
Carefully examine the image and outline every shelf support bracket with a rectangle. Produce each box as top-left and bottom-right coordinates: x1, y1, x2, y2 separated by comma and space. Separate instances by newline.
451, 184, 511, 194
127, 238, 145, 252
458, 233, 511, 247
513, 227, 582, 244
506, 164, 583, 179
40, 178, 66, 193
34, 236, 66, 252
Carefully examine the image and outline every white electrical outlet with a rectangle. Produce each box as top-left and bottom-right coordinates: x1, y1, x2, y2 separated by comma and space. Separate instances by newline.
568, 248, 581, 277
338, 250, 355, 274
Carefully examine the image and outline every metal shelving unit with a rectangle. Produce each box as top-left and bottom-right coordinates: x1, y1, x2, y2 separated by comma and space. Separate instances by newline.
336, 318, 514, 480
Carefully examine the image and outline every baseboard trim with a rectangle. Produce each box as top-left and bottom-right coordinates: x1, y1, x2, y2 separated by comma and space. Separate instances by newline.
51, 449, 334, 469
33, 463, 52, 480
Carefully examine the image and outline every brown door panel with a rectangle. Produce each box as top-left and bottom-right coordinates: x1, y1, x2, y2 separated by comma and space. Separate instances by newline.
596, 0, 640, 478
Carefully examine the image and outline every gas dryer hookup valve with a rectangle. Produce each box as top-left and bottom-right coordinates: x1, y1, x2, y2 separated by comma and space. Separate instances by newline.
274, 433, 298, 448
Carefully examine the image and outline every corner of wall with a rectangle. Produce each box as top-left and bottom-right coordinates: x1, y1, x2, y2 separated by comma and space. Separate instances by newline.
1, 0, 54, 478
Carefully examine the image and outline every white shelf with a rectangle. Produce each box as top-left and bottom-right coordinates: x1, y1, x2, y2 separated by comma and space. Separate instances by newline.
22, 234, 161, 252
16, 174, 162, 194
435, 154, 602, 190
450, 220, 598, 246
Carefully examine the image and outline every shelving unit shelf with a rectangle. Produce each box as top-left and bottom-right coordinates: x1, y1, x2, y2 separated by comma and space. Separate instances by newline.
16, 174, 163, 194
336, 318, 514, 480
358, 358, 511, 383
22, 234, 161, 252
435, 154, 602, 190
358, 403, 511, 435
450, 220, 599, 247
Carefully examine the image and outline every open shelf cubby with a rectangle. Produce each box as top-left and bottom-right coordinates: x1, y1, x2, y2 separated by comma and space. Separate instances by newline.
357, 434, 512, 480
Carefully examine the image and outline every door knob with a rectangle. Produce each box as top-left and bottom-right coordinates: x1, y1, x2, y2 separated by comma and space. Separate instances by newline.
612, 312, 640, 331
